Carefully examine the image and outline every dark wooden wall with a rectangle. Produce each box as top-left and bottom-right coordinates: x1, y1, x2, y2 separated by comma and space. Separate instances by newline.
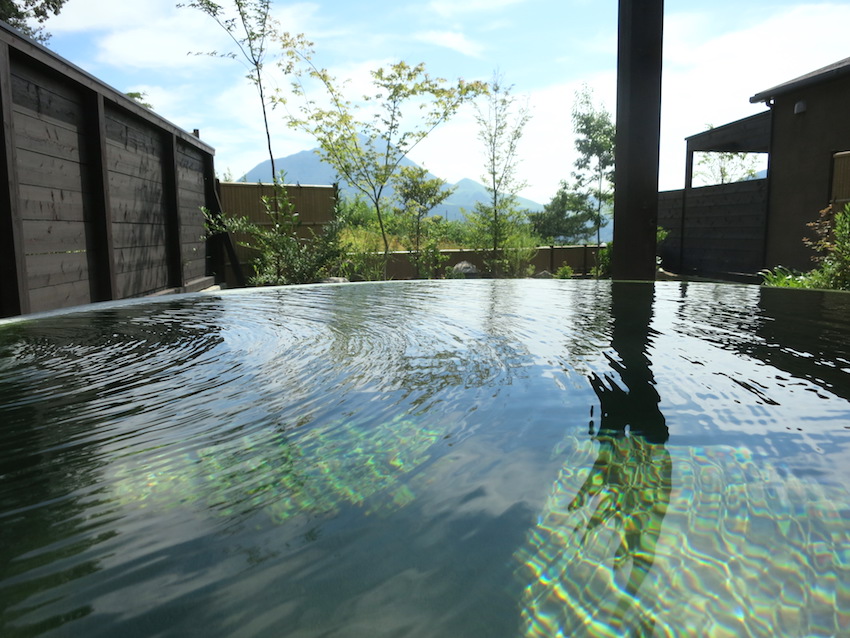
1, 22, 216, 317
657, 180, 768, 277
766, 78, 850, 271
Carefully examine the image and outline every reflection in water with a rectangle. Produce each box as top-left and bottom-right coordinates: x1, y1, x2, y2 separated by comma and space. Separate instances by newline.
0, 300, 228, 633
2, 281, 850, 637
518, 283, 673, 637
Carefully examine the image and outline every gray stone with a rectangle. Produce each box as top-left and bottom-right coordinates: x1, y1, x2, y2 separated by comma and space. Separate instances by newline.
452, 261, 479, 277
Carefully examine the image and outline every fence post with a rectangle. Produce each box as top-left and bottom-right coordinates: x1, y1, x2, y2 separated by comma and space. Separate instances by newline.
162, 133, 184, 289
83, 91, 118, 302
0, 42, 29, 316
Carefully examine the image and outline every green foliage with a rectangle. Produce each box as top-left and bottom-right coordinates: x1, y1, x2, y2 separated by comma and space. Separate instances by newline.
336, 195, 378, 228
693, 126, 760, 186
555, 264, 574, 279
501, 230, 539, 278
279, 38, 486, 260
759, 266, 812, 288
761, 203, 850, 290
530, 181, 597, 244
440, 219, 477, 248
571, 85, 615, 247
469, 71, 532, 275
392, 166, 455, 278
205, 184, 342, 285
656, 226, 670, 267
0, 0, 67, 41
180, 0, 280, 183
337, 228, 387, 282
125, 91, 153, 109
591, 243, 612, 279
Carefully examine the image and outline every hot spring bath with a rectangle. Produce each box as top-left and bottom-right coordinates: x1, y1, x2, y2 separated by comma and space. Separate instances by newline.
1, 279, 848, 637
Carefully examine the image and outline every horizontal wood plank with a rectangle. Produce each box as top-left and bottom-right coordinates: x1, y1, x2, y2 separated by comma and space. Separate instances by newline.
105, 140, 163, 180
15, 147, 86, 191
111, 221, 167, 248
12, 107, 84, 161
10, 65, 83, 129
26, 250, 89, 288
28, 278, 92, 313
105, 108, 164, 155
23, 219, 88, 254
114, 244, 168, 274
116, 264, 169, 297
18, 183, 88, 222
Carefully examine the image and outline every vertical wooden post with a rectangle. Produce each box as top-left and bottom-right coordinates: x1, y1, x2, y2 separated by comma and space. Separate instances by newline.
612, 0, 664, 281
203, 153, 222, 280
83, 91, 118, 302
0, 43, 29, 317
162, 133, 184, 289
677, 142, 695, 273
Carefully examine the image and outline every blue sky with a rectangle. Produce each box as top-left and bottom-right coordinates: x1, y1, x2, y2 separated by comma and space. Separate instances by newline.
37, 0, 850, 203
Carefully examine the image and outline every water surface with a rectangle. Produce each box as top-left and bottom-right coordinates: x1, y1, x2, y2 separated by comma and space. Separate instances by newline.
1, 280, 848, 637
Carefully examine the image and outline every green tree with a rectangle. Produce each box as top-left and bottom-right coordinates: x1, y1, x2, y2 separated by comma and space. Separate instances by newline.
180, 0, 281, 185
0, 0, 67, 41
205, 182, 343, 285
280, 38, 485, 264
392, 165, 455, 278
125, 91, 153, 109
530, 182, 595, 244
693, 128, 759, 186
468, 71, 531, 275
571, 85, 615, 248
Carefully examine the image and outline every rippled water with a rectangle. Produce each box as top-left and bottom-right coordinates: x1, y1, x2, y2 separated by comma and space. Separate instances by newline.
1, 280, 849, 637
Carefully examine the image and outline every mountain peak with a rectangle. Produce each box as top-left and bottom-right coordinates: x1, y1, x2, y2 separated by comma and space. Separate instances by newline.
241, 148, 543, 220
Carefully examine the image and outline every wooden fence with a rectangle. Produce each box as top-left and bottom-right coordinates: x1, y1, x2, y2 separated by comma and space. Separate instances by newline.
657, 179, 768, 277
217, 181, 336, 273
214, 182, 602, 284
1, 22, 217, 317
382, 245, 602, 280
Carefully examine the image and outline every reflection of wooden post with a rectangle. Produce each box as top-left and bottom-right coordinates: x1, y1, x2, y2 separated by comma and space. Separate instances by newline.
592, 282, 668, 444
612, 0, 664, 281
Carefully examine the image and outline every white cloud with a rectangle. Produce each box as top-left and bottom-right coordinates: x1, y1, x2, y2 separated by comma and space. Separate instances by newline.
427, 0, 528, 18
407, 76, 618, 205
94, 19, 229, 71
657, 2, 850, 190
49, 0, 178, 32
414, 31, 485, 58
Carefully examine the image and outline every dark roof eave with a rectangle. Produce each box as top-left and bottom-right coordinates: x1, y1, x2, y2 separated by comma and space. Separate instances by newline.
750, 56, 850, 104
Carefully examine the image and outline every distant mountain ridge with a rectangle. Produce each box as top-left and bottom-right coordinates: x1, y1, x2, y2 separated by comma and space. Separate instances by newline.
241, 149, 543, 222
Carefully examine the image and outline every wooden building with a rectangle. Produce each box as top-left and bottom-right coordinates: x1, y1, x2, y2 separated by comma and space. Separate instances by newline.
750, 57, 850, 271
659, 57, 850, 277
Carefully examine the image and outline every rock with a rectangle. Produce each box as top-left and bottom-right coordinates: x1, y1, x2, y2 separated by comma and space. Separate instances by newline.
451, 261, 479, 278
321, 277, 350, 284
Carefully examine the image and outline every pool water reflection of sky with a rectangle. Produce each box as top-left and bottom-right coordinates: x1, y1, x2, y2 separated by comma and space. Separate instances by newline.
0, 280, 848, 637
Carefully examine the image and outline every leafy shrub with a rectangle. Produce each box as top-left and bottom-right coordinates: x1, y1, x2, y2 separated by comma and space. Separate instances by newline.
761, 203, 850, 291
591, 243, 612, 278
555, 264, 574, 279
205, 184, 343, 286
